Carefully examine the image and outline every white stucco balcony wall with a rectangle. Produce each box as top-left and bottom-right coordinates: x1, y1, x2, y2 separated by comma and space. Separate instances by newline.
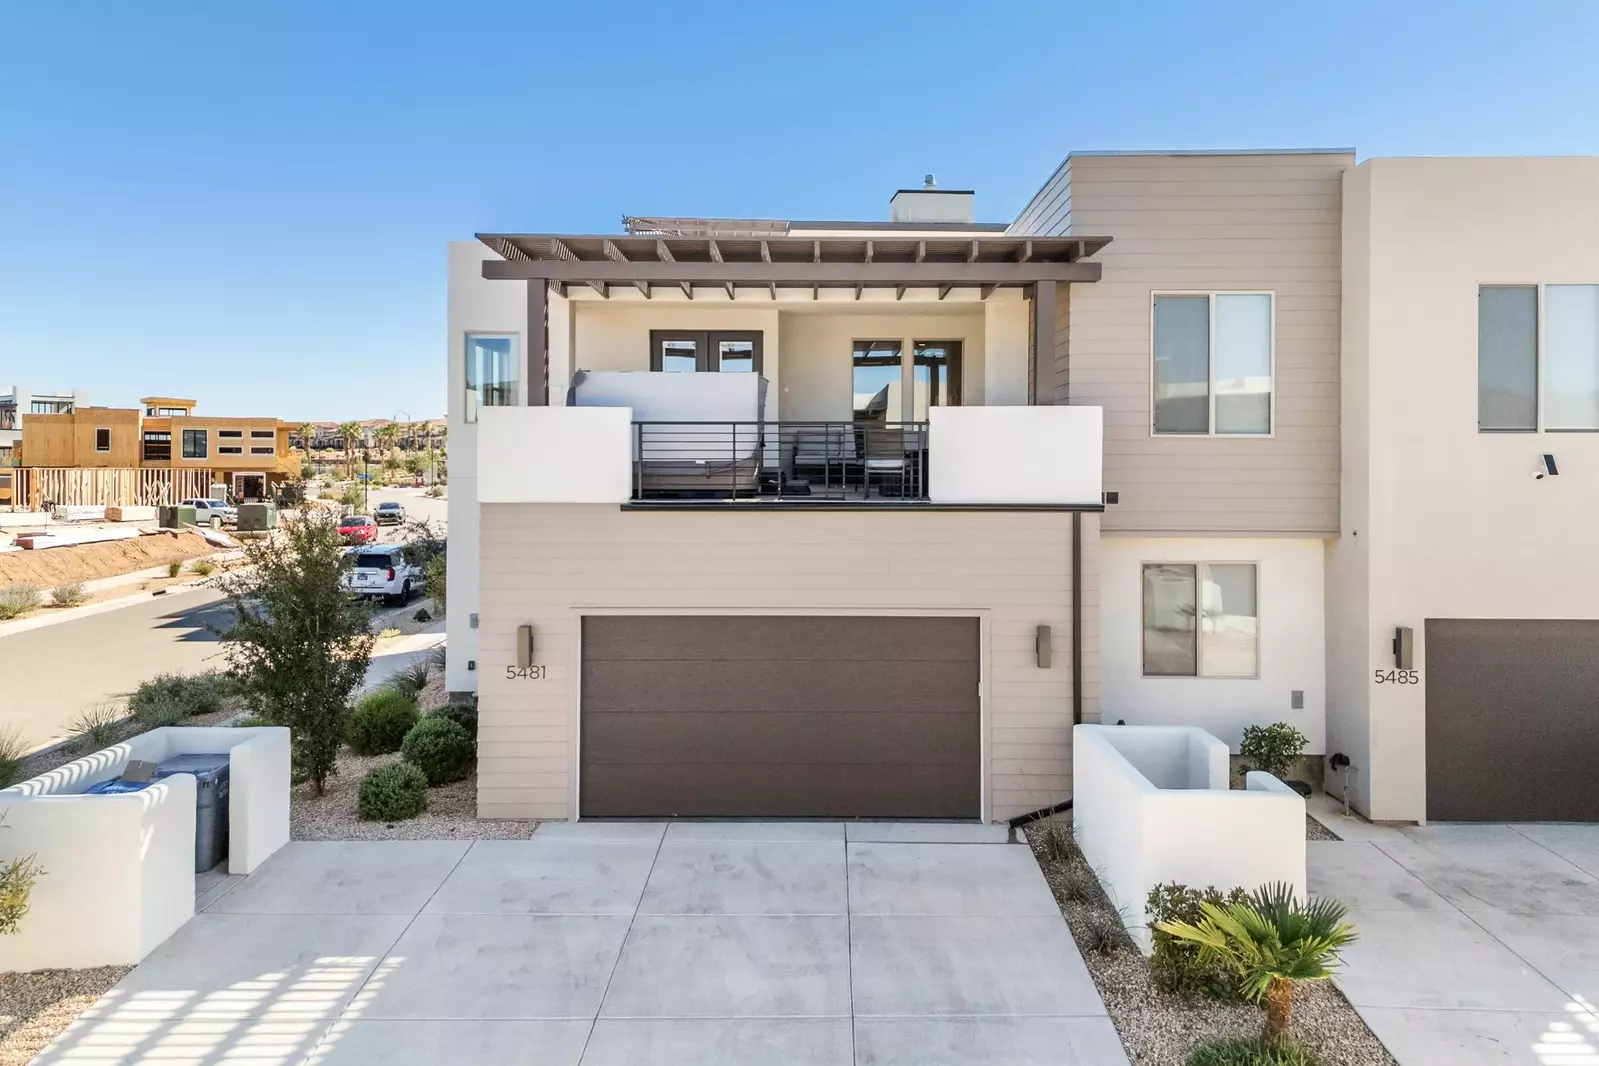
929, 405, 1103, 505
1072, 723, 1306, 951
0, 726, 290, 971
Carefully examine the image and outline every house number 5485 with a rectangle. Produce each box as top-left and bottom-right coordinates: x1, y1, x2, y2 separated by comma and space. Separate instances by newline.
506, 665, 547, 680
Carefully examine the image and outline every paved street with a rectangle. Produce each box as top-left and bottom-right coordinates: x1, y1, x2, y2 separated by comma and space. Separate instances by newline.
37, 822, 1123, 1066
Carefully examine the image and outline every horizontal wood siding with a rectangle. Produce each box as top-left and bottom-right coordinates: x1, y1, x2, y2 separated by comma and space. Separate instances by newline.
475, 505, 1099, 822
1013, 152, 1350, 533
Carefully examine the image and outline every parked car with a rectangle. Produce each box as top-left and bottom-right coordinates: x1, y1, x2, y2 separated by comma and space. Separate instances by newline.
342, 546, 421, 604
338, 515, 377, 544
374, 500, 405, 525
180, 498, 237, 523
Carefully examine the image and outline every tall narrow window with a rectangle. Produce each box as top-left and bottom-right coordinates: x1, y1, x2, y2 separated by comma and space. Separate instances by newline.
852, 341, 903, 422
465, 334, 518, 423
1153, 293, 1275, 436
1142, 562, 1259, 678
1478, 286, 1538, 431
1152, 297, 1211, 433
1544, 284, 1599, 431
94, 428, 111, 452
912, 341, 963, 420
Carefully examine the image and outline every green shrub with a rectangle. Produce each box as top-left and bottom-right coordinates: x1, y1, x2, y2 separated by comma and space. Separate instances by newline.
1147, 882, 1250, 1001
167, 560, 182, 578
235, 714, 277, 729
424, 556, 446, 615
346, 689, 420, 755
69, 703, 126, 753
190, 559, 217, 577
0, 819, 42, 937
129, 671, 231, 727
427, 703, 477, 753
0, 584, 41, 621
0, 728, 29, 789
384, 659, 431, 699
357, 762, 428, 821
1239, 723, 1309, 782
1188, 1037, 1320, 1066
50, 582, 87, 607
401, 715, 474, 785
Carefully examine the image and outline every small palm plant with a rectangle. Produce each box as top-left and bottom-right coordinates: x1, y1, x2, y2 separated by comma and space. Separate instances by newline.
1155, 882, 1357, 1046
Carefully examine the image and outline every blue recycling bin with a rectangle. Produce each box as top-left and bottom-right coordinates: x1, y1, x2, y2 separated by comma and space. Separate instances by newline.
85, 779, 154, 796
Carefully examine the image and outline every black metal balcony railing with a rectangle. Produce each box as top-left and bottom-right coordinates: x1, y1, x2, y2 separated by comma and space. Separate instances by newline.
631, 420, 929, 502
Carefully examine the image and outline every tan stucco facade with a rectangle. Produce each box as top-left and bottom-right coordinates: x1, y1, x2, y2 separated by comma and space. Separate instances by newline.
474, 505, 1099, 823
1329, 157, 1599, 821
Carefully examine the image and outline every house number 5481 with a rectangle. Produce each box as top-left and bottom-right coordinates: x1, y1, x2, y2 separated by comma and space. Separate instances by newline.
506, 665, 547, 680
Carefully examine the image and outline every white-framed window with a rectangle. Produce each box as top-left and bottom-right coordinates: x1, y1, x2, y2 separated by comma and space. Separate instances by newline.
1141, 562, 1259, 678
1480, 283, 1599, 432
465, 334, 519, 423
94, 427, 111, 452
219, 445, 243, 455
1151, 292, 1274, 436
250, 429, 274, 439
218, 429, 243, 439
250, 445, 274, 455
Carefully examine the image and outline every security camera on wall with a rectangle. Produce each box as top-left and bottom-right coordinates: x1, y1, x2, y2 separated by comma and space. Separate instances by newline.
1532, 454, 1559, 480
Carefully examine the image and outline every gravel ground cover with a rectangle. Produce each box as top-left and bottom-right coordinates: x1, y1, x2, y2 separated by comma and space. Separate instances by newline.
0, 967, 129, 1066
1025, 818, 1394, 1066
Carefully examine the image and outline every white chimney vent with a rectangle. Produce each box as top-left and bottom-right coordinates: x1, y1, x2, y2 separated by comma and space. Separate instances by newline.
890, 176, 973, 224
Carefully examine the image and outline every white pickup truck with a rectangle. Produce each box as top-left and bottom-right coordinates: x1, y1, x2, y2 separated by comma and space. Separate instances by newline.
342, 546, 422, 605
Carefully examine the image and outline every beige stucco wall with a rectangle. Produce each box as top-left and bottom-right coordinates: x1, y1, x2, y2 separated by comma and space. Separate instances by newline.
1011, 151, 1351, 535
475, 505, 1099, 823
1331, 157, 1599, 821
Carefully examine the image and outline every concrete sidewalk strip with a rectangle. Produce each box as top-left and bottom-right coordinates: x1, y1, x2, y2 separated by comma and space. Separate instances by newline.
854, 1017, 1129, 1066
206, 840, 470, 915
582, 1018, 853, 1066
846, 841, 1061, 917
307, 1019, 593, 1066
423, 838, 658, 916
637, 840, 847, 916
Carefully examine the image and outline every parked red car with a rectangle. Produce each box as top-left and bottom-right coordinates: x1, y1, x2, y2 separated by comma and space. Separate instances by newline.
338, 514, 377, 544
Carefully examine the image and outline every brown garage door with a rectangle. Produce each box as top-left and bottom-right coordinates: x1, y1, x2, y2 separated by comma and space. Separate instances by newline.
1427, 619, 1599, 821
580, 615, 980, 819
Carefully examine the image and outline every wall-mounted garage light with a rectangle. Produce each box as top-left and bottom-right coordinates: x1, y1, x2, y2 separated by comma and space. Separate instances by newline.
1392, 626, 1413, 670
516, 625, 535, 668
1035, 624, 1052, 669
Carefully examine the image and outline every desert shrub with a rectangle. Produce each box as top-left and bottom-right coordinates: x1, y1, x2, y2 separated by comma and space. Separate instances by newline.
425, 485, 443, 498
384, 659, 431, 699
1075, 908, 1129, 955
401, 715, 473, 785
346, 689, 420, 755
50, 582, 87, 607
1027, 817, 1075, 865
0, 813, 42, 937
190, 559, 217, 577
235, 714, 277, 729
1148, 882, 1252, 1001
339, 485, 364, 512
424, 556, 446, 615
1188, 1037, 1320, 1066
357, 762, 428, 821
412, 608, 432, 623
167, 560, 182, 578
428, 703, 477, 752
130, 671, 231, 727
69, 703, 126, 752
0, 728, 29, 789
1239, 723, 1309, 782
0, 584, 41, 621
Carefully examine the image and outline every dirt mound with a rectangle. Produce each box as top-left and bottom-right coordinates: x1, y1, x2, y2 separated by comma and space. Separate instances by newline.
0, 530, 219, 587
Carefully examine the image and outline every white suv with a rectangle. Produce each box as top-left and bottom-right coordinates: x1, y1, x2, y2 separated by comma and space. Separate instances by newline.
343, 546, 422, 605
180, 498, 237, 522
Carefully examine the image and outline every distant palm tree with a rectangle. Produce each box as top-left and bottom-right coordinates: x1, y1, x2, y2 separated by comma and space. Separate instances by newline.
374, 422, 401, 457
296, 422, 316, 453
338, 421, 362, 478
1156, 883, 1356, 1046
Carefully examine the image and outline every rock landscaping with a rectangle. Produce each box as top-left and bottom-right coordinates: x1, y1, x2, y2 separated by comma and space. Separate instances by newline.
1025, 817, 1395, 1066
0, 966, 129, 1066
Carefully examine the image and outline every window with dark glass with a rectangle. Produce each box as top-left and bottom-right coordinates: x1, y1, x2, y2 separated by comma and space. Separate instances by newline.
250, 429, 275, 439
218, 429, 243, 439
219, 446, 243, 455
181, 429, 207, 459
649, 331, 763, 373
94, 428, 111, 452
142, 431, 171, 462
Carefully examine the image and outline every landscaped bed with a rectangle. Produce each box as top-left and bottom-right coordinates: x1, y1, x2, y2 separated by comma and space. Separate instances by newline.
0, 966, 129, 1066
1025, 817, 1396, 1066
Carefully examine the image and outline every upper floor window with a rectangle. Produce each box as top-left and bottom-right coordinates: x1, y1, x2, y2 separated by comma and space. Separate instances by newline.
218, 429, 243, 439
1152, 292, 1274, 436
181, 428, 208, 459
1142, 562, 1259, 678
250, 446, 274, 455
219, 445, 243, 455
146, 406, 187, 417
142, 431, 171, 462
1480, 284, 1599, 432
649, 331, 763, 373
95, 428, 111, 452
250, 429, 275, 439
465, 334, 518, 423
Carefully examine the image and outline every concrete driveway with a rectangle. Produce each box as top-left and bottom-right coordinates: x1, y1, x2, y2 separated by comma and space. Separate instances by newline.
37, 822, 1124, 1066
1311, 819, 1599, 1065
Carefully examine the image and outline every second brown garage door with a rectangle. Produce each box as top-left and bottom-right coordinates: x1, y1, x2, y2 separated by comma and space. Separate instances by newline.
1427, 619, 1599, 821
580, 615, 980, 819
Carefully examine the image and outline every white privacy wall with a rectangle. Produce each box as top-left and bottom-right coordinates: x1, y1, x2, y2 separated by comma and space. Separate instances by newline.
928, 405, 1103, 505
1072, 725, 1306, 951
1099, 536, 1326, 752
477, 407, 633, 503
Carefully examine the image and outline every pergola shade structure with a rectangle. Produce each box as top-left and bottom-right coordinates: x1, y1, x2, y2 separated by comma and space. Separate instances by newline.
475, 232, 1112, 404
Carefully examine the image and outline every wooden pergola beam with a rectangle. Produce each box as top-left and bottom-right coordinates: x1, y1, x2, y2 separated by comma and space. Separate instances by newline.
482, 259, 1103, 285
656, 240, 691, 299
604, 239, 649, 298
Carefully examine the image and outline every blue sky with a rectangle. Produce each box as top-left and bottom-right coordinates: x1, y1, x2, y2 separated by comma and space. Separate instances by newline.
3, 1, 1597, 421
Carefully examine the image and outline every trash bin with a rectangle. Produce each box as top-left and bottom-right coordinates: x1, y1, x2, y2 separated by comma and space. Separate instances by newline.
154, 754, 232, 872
